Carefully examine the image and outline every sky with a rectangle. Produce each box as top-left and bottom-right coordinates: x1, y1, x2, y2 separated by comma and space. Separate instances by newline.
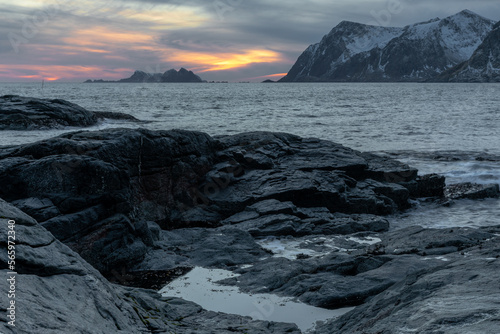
0, 0, 499, 83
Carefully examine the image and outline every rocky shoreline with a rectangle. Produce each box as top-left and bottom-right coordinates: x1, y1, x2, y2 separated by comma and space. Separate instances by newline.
0, 98, 499, 333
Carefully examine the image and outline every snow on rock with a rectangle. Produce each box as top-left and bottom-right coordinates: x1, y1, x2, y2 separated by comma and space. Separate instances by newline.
280, 10, 495, 82
433, 20, 500, 82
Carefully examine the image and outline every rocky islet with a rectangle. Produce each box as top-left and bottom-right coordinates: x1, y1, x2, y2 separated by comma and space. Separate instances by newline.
0, 95, 140, 130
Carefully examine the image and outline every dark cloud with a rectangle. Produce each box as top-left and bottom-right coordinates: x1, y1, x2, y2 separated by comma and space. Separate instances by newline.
1, 0, 499, 81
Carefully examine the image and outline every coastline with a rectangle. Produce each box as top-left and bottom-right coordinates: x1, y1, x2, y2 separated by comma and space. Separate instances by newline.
0, 96, 499, 333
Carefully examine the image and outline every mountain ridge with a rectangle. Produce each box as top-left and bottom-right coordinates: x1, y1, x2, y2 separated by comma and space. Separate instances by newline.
279, 10, 497, 82
431, 20, 500, 82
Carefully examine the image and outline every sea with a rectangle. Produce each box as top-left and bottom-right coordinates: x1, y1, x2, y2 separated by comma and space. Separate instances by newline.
1, 82, 499, 229
1, 82, 499, 331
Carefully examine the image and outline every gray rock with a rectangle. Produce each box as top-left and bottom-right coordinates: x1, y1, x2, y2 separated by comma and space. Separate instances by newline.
445, 182, 499, 200
0, 95, 140, 131
220, 226, 496, 311
94, 110, 141, 121
313, 233, 500, 334
119, 288, 300, 333
0, 128, 218, 276
0, 95, 98, 130
0, 198, 149, 333
1, 126, 499, 333
222, 199, 389, 237
400, 173, 446, 198
0, 198, 299, 334
11, 197, 60, 222
137, 227, 268, 270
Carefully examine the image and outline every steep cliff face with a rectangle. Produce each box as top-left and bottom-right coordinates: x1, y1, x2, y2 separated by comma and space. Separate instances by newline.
280, 10, 495, 82
433, 21, 500, 82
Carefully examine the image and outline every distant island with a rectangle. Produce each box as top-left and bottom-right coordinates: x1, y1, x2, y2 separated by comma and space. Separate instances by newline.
85, 68, 205, 83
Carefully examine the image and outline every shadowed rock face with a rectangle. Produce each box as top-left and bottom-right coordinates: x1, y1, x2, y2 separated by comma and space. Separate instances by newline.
0, 128, 418, 277
0, 128, 218, 276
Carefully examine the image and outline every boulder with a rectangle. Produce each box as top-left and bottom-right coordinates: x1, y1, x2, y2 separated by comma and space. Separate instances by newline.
0, 128, 218, 276
445, 182, 499, 200
400, 173, 446, 198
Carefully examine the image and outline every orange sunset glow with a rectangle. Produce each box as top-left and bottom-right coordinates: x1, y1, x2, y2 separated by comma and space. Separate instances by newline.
0, 0, 298, 82
168, 50, 286, 73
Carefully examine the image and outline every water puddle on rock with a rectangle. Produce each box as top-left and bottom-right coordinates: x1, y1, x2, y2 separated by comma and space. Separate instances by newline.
159, 267, 353, 332
257, 235, 382, 260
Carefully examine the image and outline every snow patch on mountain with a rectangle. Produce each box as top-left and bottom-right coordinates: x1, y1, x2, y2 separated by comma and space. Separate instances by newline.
338, 23, 403, 56
280, 10, 496, 82
439, 10, 496, 63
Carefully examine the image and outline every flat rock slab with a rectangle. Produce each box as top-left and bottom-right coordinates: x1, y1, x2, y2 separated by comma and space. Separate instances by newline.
217, 226, 498, 311
313, 233, 500, 334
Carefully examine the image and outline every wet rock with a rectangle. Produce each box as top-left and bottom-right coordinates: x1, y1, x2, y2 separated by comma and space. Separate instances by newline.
313, 234, 500, 334
0, 96, 141, 131
221, 226, 497, 311
445, 182, 499, 200
120, 288, 300, 334
94, 110, 140, 122
400, 173, 446, 198
216, 132, 369, 174
1, 126, 498, 333
206, 132, 414, 217
0, 128, 218, 275
136, 227, 269, 271
0, 95, 98, 130
371, 225, 493, 256
0, 128, 419, 278
0, 198, 149, 333
0, 198, 299, 334
222, 199, 389, 237
10, 197, 60, 222
358, 152, 418, 183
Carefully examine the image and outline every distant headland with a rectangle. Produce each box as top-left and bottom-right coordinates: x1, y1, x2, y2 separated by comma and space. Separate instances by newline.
85, 68, 205, 83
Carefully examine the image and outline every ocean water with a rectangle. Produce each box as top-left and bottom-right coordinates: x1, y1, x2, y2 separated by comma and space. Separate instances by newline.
1, 82, 499, 229
1, 82, 499, 329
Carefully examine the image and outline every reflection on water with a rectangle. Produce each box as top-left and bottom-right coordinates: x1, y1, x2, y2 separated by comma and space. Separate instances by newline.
159, 267, 354, 332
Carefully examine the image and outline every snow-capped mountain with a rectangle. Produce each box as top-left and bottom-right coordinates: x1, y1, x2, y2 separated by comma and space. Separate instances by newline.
433, 21, 500, 82
279, 10, 495, 82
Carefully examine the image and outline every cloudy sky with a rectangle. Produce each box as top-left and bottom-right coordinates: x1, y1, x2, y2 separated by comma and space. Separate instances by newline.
1, 0, 499, 82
